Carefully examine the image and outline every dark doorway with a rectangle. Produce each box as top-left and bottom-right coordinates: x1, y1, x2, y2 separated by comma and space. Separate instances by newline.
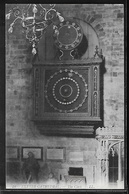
109, 149, 118, 183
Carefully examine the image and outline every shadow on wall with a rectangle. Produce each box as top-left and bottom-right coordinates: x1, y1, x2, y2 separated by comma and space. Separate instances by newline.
71, 34, 88, 60
6, 161, 60, 184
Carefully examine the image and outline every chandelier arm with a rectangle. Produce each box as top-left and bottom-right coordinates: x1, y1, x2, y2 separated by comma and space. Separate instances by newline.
22, 21, 47, 29
26, 4, 31, 14
35, 26, 46, 32
39, 4, 47, 12
10, 16, 23, 26
24, 16, 36, 20
44, 7, 56, 20
50, 4, 56, 8
26, 30, 37, 43
32, 10, 37, 41
33, 8, 36, 25
36, 25, 48, 31
22, 22, 35, 29
40, 4, 56, 14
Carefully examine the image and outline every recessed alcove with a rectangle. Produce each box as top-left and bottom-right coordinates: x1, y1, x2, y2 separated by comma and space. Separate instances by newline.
37, 17, 100, 62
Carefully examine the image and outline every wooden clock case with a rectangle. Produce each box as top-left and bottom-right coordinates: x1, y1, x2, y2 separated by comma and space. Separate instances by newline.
32, 58, 104, 136
32, 19, 104, 136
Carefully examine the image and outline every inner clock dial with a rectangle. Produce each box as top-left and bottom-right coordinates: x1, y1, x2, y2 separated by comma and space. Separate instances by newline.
59, 84, 73, 98
57, 25, 77, 45
44, 69, 88, 113
52, 77, 80, 105
53, 20, 83, 50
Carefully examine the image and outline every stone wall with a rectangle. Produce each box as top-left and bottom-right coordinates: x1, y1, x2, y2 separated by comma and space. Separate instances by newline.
6, 4, 124, 185
59, 4, 124, 128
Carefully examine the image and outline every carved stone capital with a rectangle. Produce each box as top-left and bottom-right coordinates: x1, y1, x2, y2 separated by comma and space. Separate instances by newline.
95, 126, 124, 140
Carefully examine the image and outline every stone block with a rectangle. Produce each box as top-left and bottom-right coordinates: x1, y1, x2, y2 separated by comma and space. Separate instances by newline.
10, 123, 14, 127
112, 72, 118, 77
83, 151, 96, 164
18, 45, 27, 49
89, 17, 95, 24
13, 40, 19, 44
15, 105, 21, 110
117, 13, 124, 18
94, 14, 102, 19
13, 78, 26, 87
98, 31, 105, 37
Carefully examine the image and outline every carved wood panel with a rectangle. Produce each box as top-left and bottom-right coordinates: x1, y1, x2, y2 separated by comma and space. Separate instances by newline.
33, 60, 102, 123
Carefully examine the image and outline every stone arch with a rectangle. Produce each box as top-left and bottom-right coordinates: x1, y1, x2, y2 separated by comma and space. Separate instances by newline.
82, 13, 105, 37
37, 15, 105, 61
109, 140, 124, 152
61, 7, 105, 38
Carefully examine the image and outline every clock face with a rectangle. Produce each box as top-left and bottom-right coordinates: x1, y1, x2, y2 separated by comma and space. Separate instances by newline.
53, 20, 83, 50
44, 69, 88, 113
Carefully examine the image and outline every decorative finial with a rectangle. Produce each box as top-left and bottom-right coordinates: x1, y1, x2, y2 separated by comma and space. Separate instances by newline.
94, 45, 103, 59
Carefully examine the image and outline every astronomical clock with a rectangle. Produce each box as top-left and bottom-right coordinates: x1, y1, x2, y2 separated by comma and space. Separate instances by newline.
33, 19, 104, 135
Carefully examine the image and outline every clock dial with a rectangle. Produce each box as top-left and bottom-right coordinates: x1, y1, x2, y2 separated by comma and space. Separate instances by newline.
53, 20, 83, 50
44, 69, 88, 113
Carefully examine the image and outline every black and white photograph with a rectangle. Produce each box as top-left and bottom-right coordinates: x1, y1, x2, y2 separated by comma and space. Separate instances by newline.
5, 3, 126, 191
